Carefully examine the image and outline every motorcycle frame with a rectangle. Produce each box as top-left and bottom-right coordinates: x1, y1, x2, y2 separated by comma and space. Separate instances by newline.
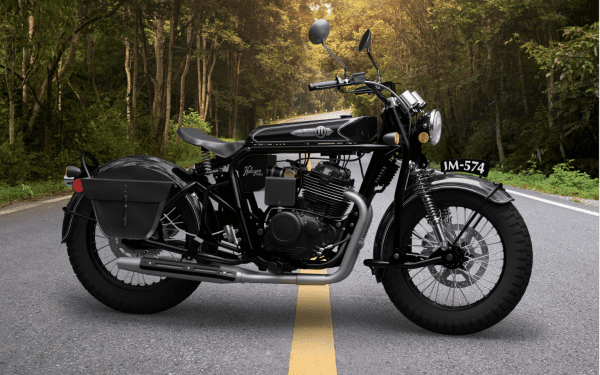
70, 80, 459, 272
137, 86, 418, 270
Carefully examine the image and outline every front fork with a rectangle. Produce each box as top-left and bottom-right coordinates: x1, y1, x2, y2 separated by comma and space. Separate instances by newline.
392, 163, 448, 262
413, 169, 449, 249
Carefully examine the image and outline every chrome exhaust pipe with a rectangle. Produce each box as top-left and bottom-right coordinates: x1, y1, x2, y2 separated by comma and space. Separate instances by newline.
117, 191, 372, 285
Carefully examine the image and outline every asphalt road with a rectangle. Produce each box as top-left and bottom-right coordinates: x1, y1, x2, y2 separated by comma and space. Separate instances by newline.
0, 114, 598, 374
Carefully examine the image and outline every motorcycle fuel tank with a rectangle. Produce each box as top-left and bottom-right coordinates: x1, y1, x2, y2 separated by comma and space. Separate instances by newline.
248, 116, 377, 144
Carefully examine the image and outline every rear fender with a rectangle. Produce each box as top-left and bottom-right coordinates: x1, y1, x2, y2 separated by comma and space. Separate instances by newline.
371, 172, 513, 283
61, 155, 200, 243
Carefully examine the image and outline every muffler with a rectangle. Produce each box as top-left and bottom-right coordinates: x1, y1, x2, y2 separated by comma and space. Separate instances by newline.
117, 191, 372, 285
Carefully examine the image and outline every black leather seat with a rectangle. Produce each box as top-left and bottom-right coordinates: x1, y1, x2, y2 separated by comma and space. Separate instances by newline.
177, 128, 245, 158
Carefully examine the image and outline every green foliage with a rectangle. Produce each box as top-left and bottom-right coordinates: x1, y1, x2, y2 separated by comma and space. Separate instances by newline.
485, 157, 599, 199
20, 184, 34, 197
521, 23, 599, 98
544, 160, 600, 198
0, 180, 70, 206
430, 156, 599, 200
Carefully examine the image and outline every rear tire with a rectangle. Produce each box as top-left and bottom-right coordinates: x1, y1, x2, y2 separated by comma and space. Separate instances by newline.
380, 189, 533, 335
66, 197, 201, 314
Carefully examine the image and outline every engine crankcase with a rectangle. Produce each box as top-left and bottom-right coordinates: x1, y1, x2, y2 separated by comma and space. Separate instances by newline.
264, 210, 337, 260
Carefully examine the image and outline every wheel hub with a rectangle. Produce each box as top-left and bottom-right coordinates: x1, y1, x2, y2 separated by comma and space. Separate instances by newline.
440, 245, 467, 269
419, 224, 491, 288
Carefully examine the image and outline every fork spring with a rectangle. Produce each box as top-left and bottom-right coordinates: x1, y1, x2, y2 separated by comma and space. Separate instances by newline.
414, 171, 440, 226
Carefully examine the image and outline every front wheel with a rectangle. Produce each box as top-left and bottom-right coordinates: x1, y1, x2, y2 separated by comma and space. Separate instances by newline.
379, 189, 533, 335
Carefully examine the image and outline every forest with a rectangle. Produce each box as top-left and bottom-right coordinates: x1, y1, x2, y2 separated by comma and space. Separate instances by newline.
0, 0, 598, 187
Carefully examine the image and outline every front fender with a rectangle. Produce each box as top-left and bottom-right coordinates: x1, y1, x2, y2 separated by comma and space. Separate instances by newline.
61, 155, 199, 243
405, 172, 514, 206
371, 172, 513, 283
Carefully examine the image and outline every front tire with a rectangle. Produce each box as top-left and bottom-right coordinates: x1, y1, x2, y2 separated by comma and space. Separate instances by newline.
66, 197, 201, 314
380, 189, 533, 335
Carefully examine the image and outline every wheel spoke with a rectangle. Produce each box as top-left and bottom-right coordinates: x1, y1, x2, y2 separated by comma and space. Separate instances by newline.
469, 258, 503, 263
458, 282, 470, 306
464, 267, 488, 297
412, 230, 437, 248
408, 266, 427, 281
470, 249, 504, 260
95, 244, 110, 252
451, 270, 456, 307
103, 257, 118, 266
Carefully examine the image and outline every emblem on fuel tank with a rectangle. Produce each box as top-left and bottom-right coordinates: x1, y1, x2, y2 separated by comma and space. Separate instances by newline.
291, 126, 333, 138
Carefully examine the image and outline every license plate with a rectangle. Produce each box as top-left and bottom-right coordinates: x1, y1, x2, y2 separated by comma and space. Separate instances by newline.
440, 159, 490, 177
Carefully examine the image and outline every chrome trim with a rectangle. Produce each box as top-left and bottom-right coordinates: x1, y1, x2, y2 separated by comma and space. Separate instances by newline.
64, 175, 74, 188
250, 126, 268, 143
336, 117, 360, 141
117, 191, 372, 285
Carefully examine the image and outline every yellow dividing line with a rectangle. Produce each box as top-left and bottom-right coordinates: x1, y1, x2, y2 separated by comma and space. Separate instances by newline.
288, 268, 337, 375
288, 156, 336, 374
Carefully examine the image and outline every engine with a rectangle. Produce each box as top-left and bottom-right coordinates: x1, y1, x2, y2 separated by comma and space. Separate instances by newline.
263, 161, 354, 260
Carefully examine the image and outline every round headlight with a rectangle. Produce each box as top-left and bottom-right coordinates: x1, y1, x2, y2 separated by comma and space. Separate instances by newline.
428, 109, 442, 145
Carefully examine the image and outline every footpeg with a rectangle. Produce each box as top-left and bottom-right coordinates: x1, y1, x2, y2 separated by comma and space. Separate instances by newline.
267, 261, 284, 274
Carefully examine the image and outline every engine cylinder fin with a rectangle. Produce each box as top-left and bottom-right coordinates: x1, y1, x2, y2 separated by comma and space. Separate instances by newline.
300, 163, 352, 219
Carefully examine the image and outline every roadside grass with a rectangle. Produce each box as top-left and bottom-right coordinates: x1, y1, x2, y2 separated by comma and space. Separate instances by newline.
0, 180, 72, 208
0, 139, 239, 208
430, 161, 599, 200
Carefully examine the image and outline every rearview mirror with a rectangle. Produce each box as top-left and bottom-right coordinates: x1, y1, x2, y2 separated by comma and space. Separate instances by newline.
358, 29, 371, 52
309, 19, 330, 45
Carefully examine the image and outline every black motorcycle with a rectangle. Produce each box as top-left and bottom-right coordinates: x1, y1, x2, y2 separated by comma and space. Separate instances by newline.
61, 19, 532, 335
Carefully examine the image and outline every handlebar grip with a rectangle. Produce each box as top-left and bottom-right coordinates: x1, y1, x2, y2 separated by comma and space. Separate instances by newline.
308, 80, 339, 91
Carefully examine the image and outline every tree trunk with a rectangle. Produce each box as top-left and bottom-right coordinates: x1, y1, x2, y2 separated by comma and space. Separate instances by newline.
5, 46, 15, 144
202, 52, 217, 120
546, 72, 566, 160
197, 31, 218, 121
44, 67, 53, 169
152, 1, 165, 142
57, 58, 62, 111
227, 51, 233, 138
231, 52, 241, 139
27, 4, 85, 133
87, 33, 93, 77
177, 14, 193, 145
162, 0, 180, 158
516, 49, 529, 117
487, 34, 505, 168
493, 91, 506, 168
547, 72, 554, 128
131, 9, 139, 156
87, 33, 100, 102
467, 42, 473, 76
138, 8, 155, 136
124, 37, 132, 132
215, 93, 218, 138
21, 3, 34, 119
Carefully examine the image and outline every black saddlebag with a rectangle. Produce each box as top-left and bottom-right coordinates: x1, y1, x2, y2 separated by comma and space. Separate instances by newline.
80, 178, 173, 239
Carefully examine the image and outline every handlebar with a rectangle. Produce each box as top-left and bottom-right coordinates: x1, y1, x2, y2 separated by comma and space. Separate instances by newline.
307, 72, 367, 92
308, 79, 340, 91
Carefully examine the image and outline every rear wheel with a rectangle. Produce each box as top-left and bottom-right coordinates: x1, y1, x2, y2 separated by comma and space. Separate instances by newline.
66, 196, 201, 314
380, 190, 533, 335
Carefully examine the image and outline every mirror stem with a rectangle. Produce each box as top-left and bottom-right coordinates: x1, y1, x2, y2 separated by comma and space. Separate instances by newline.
322, 43, 348, 79
367, 49, 381, 82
